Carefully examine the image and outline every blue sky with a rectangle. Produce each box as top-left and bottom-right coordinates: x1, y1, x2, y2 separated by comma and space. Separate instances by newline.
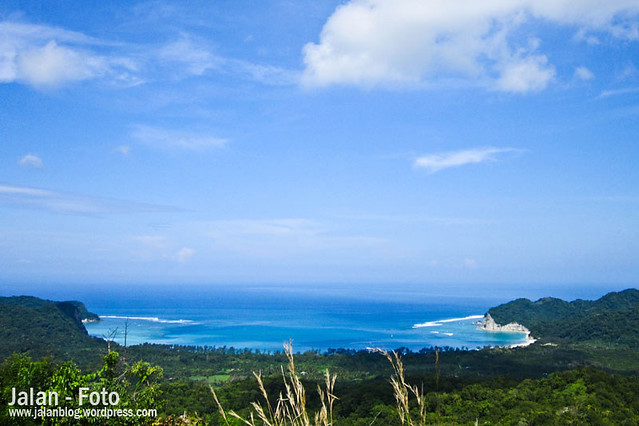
1, 0, 638, 287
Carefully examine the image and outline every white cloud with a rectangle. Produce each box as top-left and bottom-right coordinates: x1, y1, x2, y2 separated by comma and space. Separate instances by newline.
495, 55, 555, 93
18, 154, 43, 168
414, 147, 520, 173
16, 41, 105, 86
131, 125, 227, 150
174, 247, 195, 263
302, 0, 639, 91
574, 66, 595, 81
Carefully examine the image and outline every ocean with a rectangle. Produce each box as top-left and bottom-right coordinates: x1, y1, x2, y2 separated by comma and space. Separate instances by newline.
5, 282, 621, 352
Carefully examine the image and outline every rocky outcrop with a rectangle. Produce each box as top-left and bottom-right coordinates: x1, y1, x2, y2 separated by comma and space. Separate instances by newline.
476, 313, 536, 347
476, 313, 530, 333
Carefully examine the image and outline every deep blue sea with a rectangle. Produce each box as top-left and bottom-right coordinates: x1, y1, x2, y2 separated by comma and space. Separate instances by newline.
3, 282, 623, 352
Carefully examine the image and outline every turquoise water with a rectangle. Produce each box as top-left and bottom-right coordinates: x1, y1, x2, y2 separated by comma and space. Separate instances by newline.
81, 284, 532, 351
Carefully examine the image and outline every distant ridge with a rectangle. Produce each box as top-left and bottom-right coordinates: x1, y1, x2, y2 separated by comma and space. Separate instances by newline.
488, 289, 639, 346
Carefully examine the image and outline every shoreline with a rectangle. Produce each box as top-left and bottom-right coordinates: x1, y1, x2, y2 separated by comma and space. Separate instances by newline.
508, 335, 537, 348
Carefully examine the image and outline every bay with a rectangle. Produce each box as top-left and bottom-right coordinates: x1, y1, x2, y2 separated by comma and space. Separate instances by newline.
82, 283, 533, 351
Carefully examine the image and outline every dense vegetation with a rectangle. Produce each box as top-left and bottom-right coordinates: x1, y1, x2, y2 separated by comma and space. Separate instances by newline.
489, 288, 639, 346
0, 296, 104, 369
1, 290, 638, 424
3, 348, 639, 425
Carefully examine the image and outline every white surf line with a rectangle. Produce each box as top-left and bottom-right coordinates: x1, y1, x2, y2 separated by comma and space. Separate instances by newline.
412, 314, 483, 328
99, 315, 195, 324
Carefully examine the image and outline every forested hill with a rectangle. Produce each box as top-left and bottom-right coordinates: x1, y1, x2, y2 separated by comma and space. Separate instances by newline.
488, 288, 639, 346
0, 296, 104, 367
0, 296, 100, 322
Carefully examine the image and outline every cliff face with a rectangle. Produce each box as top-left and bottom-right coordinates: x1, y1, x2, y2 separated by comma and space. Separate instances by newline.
478, 313, 530, 334
55, 302, 90, 334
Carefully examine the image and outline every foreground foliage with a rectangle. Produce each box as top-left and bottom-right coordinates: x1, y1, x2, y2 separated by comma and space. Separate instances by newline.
0, 352, 162, 425
207, 346, 639, 425
3, 348, 639, 425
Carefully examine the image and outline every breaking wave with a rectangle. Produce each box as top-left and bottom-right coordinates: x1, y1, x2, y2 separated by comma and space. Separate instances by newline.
412, 314, 483, 328
99, 315, 195, 324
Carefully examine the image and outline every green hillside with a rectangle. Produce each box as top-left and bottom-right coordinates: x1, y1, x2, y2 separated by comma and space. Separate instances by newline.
488, 288, 639, 346
0, 296, 105, 369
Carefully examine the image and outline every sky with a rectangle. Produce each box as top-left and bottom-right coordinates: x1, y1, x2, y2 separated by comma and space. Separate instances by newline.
1, 0, 639, 289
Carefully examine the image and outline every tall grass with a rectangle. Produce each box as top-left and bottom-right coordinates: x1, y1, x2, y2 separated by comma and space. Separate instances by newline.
210, 342, 338, 426
210, 343, 433, 425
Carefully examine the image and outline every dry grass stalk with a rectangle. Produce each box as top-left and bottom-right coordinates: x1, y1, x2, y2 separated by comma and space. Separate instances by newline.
376, 349, 427, 426
316, 369, 338, 426
209, 384, 230, 426
210, 341, 337, 426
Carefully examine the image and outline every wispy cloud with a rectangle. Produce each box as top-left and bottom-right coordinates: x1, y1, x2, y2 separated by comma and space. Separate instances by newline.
133, 235, 170, 250
332, 212, 488, 225
414, 147, 522, 173
226, 59, 300, 86
464, 258, 478, 268
157, 35, 298, 85
597, 86, 639, 99
0, 21, 138, 88
0, 20, 296, 89
0, 184, 178, 215
131, 125, 228, 150
18, 154, 43, 168
174, 247, 195, 263
199, 218, 385, 257
157, 35, 221, 77
115, 145, 131, 157
130, 235, 196, 263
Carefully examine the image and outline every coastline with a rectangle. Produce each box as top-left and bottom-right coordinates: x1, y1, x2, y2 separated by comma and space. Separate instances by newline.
508, 335, 537, 348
